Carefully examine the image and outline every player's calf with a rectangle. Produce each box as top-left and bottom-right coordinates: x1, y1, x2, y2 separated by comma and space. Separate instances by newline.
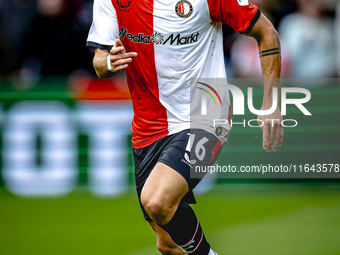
150, 222, 186, 255
159, 201, 211, 255
157, 237, 186, 255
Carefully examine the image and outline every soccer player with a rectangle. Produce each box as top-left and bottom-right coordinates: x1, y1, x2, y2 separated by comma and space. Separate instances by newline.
87, 0, 283, 254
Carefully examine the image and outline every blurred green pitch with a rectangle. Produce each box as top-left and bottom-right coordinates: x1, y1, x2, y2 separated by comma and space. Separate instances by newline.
1, 184, 339, 255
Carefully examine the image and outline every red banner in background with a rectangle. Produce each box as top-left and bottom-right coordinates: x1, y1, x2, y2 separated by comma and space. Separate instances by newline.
69, 77, 131, 101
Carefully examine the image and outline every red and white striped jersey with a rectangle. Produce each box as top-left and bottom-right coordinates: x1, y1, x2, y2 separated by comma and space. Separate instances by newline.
87, 0, 260, 148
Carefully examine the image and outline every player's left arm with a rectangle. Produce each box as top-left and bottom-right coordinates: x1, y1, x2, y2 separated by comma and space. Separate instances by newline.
245, 13, 283, 152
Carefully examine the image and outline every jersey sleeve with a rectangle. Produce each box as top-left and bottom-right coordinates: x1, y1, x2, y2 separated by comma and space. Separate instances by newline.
206, 0, 261, 34
86, 0, 119, 51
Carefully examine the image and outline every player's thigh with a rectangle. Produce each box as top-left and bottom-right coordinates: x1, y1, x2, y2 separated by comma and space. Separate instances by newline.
141, 162, 189, 210
149, 221, 186, 255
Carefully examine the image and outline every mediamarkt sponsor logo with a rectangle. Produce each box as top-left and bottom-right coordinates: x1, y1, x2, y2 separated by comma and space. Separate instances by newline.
119, 27, 151, 44
119, 27, 199, 45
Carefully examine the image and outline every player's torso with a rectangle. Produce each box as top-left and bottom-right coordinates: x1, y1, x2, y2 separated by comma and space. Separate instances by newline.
110, 0, 228, 147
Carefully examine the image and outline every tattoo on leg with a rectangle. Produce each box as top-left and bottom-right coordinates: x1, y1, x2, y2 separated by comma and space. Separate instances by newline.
260, 47, 281, 58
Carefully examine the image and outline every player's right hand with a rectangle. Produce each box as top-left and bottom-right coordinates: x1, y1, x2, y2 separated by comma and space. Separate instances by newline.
109, 39, 138, 72
258, 106, 284, 152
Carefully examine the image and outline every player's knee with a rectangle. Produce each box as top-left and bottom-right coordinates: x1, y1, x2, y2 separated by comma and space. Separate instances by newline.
145, 199, 169, 219
141, 196, 171, 224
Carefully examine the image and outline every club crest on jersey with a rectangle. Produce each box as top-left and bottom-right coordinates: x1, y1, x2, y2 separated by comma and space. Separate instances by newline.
175, 0, 193, 18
